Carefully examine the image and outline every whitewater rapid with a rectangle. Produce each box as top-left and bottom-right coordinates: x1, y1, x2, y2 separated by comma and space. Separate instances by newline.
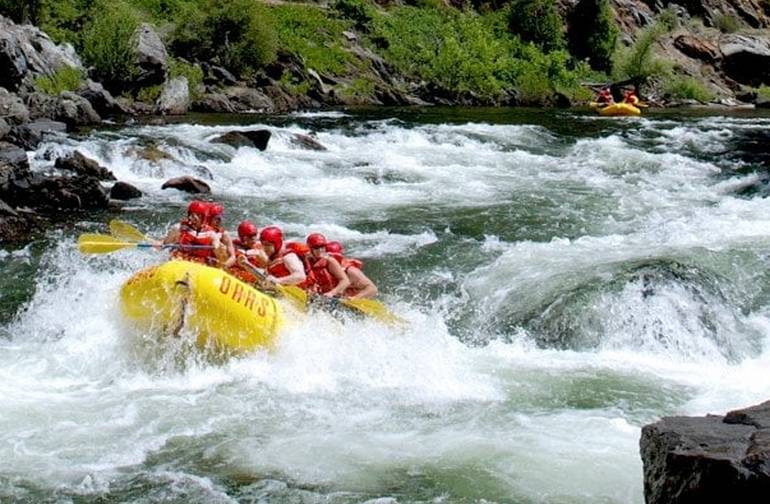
3, 109, 770, 503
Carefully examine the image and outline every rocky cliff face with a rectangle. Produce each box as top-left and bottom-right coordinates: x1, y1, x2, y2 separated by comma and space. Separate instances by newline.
640, 400, 770, 503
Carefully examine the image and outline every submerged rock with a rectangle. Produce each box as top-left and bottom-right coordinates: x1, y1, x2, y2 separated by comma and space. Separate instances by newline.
110, 181, 142, 200
641, 400, 770, 503
211, 129, 271, 151
55, 151, 115, 181
161, 175, 210, 194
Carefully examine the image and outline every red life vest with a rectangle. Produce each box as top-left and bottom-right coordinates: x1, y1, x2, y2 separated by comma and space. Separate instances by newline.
233, 239, 265, 268
308, 257, 338, 294
267, 242, 314, 288
172, 221, 216, 264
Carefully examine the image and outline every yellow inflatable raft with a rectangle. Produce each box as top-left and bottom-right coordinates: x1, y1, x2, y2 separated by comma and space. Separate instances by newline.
120, 260, 283, 353
591, 102, 641, 117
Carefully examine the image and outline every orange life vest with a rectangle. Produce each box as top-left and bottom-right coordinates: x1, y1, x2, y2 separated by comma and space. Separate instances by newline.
308, 257, 338, 294
267, 243, 314, 289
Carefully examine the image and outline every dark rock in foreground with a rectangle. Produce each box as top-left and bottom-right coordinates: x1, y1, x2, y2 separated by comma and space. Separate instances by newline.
641, 400, 770, 503
110, 181, 142, 200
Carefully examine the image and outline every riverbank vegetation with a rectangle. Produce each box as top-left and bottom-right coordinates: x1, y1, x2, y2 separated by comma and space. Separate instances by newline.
2, 0, 762, 106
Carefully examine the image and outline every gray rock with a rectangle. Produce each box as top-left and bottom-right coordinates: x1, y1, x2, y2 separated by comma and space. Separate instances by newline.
6, 120, 67, 150
720, 34, 770, 86
0, 141, 29, 192
0, 118, 8, 141
110, 181, 142, 200
641, 400, 770, 504
222, 86, 274, 112
211, 129, 271, 151
0, 197, 17, 216
156, 77, 190, 115
54, 151, 115, 181
0, 87, 30, 125
77, 79, 125, 116
25, 92, 101, 128
161, 175, 210, 194
291, 133, 326, 151
202, 63, 237, 85
0, 15, 82, 91
26, 174, 109, 210
192, 93, 237, 113
134, 23, 168, 88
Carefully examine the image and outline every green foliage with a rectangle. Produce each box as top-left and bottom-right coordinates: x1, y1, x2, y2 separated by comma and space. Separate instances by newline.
612, 21, 671, 83
371, 6, 592, 103
712, 13, 742, 33
567, 0, 618, 72
508, 0, 564, 53
272, 4, 352, 75
170, 0, 277, 77
656, 7, 680, 31
663, 76, 714, 102
36, 0, 97, 46
169, 58, 204, 100
33, 65, 83, 94
136, 84, 162, 102
332, 0, 374, 32
756, 84, 770, 100
81, 0, 141, 90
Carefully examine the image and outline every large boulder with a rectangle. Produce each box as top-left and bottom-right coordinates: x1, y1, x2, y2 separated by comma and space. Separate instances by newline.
5, 120, 67, 151
0, 14, 82, 92
0, 141, 30, 194
222, 86, 274, 112
133, 23, 168, 88
720, 34, 770, 86
77, 79, 126, 117
640, 400, 770, 504
25, 174, 110, 210
54, 151, 115, 181
211, 130, 271, 150
192, 92, 237, 113
156, 77, 190, 115
674, 34, 719, 63
161, 175, 210, 194
0, 87, 30, 125
110, 181, 142, 200
25, 92, 101, 129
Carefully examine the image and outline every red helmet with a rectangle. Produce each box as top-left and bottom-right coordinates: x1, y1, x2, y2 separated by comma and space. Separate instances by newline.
325, 241, 343, 254
259, 226, 283, 255
306, 233, 327, 249
187, 200, 208, 217
208, 203, 224, 220
237, 220, 258, 239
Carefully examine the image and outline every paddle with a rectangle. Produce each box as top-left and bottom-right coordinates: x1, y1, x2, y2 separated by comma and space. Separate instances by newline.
78, 233, 212, 255
235, 256, 402, 324
109, 219, 150, 242
236, 256, 309, 308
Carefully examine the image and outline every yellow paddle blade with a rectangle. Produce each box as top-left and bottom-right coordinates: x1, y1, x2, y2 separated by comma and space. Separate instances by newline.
340, 298, 405, 325
109, 219, 149, 242
78, 234, 138, 254
276, 284, 309, 308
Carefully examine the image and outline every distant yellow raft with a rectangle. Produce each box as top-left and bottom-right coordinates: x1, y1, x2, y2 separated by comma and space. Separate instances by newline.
120, 260, 283, 353
592, 102, 641, 117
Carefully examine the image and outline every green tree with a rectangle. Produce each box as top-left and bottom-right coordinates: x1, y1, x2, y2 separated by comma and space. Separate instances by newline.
567, 0, 618, 72
170, 0, 277, 77
508, 0, 564, 53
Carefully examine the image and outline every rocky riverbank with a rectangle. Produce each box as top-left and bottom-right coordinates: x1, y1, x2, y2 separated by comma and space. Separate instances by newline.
640, 400, 770, 503
2, 0, 770, 244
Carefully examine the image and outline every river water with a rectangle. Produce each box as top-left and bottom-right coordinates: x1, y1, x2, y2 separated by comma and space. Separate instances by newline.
2, 107, 770, 503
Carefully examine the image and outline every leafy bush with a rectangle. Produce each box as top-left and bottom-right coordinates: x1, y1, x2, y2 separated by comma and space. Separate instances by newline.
758, 84, 770, 101
272, 4, 353, 76
567, 0, 618, 72
332, 0, 374, 32
0, 0, 43, 24
81, 0, 141, 90
612, 21, 670, 83
170, 0, 277, 77
33, 65, 84, 94
663, 76, 714, 102
508, 0, 564, 53
136, 84, 162, 102
169, 58, 204, 100
712, 13, 742, 33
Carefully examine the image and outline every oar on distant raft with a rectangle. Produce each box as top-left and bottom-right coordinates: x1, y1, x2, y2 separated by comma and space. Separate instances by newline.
77, 233, 213, 254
